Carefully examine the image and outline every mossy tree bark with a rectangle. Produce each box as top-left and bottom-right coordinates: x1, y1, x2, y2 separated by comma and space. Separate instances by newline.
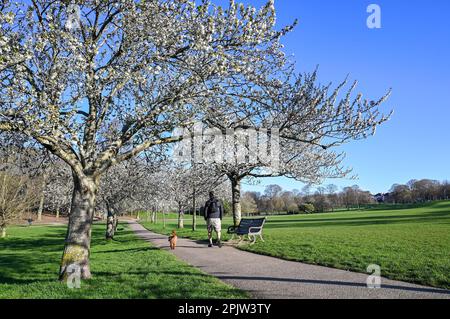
230, 176, 242, 227
114, 214, 118, 231
59, 174, 98, 281
105, 202, 116, 240
105, 212, 115, 240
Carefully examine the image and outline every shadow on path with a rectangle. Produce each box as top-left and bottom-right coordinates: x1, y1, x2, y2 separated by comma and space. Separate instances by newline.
212, 275, 450, 295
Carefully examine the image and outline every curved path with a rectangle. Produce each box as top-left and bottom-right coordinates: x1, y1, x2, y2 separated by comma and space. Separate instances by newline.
127, 221, 450, 299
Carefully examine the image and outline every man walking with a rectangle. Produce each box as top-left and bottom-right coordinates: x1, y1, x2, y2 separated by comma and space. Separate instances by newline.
204, 191, 223, 248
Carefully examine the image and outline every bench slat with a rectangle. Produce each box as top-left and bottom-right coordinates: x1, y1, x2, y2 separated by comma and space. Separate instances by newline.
235, 218, 265, 233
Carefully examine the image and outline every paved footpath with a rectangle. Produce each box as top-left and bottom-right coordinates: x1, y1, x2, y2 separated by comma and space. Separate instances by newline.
127, 221, 450, 299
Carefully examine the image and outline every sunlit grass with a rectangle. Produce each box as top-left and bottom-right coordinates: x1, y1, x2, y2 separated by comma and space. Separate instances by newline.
0, 224, 247, 299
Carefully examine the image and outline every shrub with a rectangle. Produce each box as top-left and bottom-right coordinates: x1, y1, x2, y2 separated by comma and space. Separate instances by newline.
298, 203, 315, 214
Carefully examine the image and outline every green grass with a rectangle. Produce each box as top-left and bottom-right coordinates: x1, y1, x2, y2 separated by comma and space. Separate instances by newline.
0, 223, 247, 299
141, 215, 235, 241
138, 212, 180, 221
141, 201, 450, 289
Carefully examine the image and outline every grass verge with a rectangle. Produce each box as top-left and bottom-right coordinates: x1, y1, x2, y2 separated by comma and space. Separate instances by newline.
0, 223, 247, 298
141, 201, 450, 289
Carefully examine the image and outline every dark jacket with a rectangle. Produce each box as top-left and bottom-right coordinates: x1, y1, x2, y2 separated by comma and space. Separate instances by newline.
204, 197, 223, 220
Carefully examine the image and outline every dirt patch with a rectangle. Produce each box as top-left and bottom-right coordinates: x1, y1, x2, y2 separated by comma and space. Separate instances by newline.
19, 213, 68, 225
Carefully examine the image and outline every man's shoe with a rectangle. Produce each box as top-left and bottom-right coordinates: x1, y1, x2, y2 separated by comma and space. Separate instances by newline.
217, 240, 222, 248
208, 243, 213, 247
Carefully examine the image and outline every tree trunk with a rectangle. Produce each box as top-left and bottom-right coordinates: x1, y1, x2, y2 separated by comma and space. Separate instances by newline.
178, 206, 184, 229
59, 174, 98, 281
113, 214, 118, 231
105, 202, 119, 240
105, 205, 115, 241
56, 204, 60, 219
37, 173, 47, 221
192, 188, 196, 231
163, 211, 166, 229
1, 226, 6, 238
106, 213, 115, 240
231, 177, 242, 226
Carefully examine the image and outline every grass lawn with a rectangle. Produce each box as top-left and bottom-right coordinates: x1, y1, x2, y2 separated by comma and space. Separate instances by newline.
137, 212, 182, 221
0, 223, 247, 299
141, 201, 450, 289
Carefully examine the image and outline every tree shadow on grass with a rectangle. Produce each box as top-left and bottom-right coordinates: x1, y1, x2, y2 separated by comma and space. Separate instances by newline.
0, 226, 144, 286
94, 269, 212, 279
127, 284, 244, 299
90, 270, 245, 299
0, 252, 59, 285
0, 228, 135, 253
359, 201, 450, 211
0, 236, 65, 253
94, 247, 159, 254
2, 224, 245, 298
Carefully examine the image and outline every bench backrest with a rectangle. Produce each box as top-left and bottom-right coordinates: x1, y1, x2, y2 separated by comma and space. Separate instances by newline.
238, 218, 266, 231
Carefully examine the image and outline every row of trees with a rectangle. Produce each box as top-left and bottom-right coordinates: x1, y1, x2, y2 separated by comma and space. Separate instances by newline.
386, 179, 450, 204
0, 0, 391, 280
239, 178, 450, 216
0, 132, 232, 238
241, 184, 375, 214
0, 132, 43, 237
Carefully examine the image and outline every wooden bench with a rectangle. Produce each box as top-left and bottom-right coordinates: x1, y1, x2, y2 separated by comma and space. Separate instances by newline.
227, 217, 266, 244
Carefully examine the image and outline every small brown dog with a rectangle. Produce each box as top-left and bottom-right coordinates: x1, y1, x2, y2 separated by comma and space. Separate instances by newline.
168, 230, 178, 250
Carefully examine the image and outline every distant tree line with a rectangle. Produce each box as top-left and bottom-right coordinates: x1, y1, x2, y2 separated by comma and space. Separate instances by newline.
240, 179, 450, 215
383, 179, 450, 204
241, 184, 375, 215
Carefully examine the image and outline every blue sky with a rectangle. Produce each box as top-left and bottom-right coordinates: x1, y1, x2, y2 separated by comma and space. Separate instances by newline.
240, 0, 450, 194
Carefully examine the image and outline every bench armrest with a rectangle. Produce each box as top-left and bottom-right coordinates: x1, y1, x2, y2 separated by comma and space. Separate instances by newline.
249, 226, 262, 234
227, 225, 238, 234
